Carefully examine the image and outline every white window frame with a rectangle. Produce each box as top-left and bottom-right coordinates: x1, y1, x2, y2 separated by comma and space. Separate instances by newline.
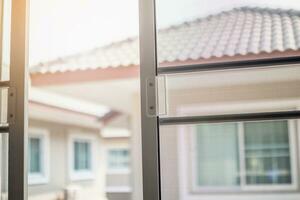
189, 119, 298, 193
107, 147, 131, 174
28, 128, 50, 185
68, 133, 96, 181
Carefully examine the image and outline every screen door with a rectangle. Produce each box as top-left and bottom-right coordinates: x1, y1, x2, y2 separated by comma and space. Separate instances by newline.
0, 0, 28, 199
139, 0, 300, 200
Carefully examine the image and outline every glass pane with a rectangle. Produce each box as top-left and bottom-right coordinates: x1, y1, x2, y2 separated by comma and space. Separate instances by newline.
244, 120, 292, 185
161, 65, 300, 118
196, 123, 239, 186
28, 0, 139, 199
74, 141, 91, 170
0, 0, 11, 81
156, 0, 300, 69
0, 88, 8, 125
29, 138, 41, 173
157, 0, 300, 198
0, 0, 10, 126
0, 134, 8, 200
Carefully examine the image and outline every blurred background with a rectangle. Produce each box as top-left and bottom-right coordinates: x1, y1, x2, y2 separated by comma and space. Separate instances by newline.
21, 0, 300, 200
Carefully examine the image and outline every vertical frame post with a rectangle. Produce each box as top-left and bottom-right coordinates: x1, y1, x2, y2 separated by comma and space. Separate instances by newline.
0, 1, 6, 198
9, 0, 28, 199
139, 0, 160, 199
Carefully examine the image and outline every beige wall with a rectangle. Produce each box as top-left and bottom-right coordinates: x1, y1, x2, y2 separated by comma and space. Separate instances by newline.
168, 81, 300, 116
130, 92, 143, 200
106, 174, 131, 188
28, 119, 107, 200
106, 193, 131, 200
103, 137, 131, 200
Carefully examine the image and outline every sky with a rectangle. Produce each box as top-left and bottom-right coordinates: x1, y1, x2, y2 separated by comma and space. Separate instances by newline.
29, 0, 300, 65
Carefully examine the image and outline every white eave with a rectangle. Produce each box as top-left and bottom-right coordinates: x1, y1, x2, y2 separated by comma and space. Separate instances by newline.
101, 127, 130, 138
29, 87, 110, 118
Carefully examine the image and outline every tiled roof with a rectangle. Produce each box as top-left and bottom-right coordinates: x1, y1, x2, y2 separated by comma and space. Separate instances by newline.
31, 7, 300, 74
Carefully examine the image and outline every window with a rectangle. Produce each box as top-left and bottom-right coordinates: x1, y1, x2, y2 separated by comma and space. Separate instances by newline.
74, 141, 91, 171
107, 148, 130, 173
192, 120, 297, 191
29, 138, 41, 173
69, 134, 95, 181
28, 128, 49, 185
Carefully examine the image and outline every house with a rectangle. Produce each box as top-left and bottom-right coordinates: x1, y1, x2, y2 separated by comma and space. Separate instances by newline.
28, 7, 300, 200
27, 88, 132, 200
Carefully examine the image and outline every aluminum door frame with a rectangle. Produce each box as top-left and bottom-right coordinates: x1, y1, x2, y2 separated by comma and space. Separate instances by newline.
139, 1, 300, 200
139, 0, 161, 199
0, 0, 29, 199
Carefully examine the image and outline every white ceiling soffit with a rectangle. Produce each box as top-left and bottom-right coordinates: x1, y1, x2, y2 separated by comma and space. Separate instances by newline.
101, 127, 130, 138
29, 87, 110, 117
